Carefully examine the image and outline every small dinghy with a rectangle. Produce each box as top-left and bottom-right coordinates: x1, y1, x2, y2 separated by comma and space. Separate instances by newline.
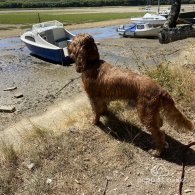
20, 20, 75, 64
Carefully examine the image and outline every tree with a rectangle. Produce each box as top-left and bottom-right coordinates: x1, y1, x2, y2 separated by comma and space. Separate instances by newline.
158, 0, 195, 44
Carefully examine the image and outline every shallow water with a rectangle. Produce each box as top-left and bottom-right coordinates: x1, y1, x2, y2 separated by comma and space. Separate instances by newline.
0, 37, 22, 48
0, 25, 121, 69
71, 25, 120, 39
0, 25, 120, 49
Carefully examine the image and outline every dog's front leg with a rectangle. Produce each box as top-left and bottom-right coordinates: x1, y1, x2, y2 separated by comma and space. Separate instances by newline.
89, 97, 107, 125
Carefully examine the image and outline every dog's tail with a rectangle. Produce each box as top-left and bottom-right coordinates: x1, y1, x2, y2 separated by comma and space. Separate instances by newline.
161, 90, 194, 132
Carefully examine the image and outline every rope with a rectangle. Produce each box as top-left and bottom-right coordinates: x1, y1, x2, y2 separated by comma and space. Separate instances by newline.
178, 141, 195, 195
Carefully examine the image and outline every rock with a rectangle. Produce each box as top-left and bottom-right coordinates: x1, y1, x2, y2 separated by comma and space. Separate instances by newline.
126, 183, 132, 187
46, 178, 52, 184
184, 189, 192, 193
45, 94, 55, 100
14, 93, 23, 98
124, 176, 129, 181
27, 163, 35, 170
84, 158, 90, 161
106, 176, 112, 181
68, 126, 78, 133
0, 106, 16, 113
75, 179, 81, 184
3, 86, 17, 91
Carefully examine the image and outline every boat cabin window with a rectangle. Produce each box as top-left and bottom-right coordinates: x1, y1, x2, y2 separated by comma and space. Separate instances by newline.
137, 25, 144, 29
25, 36, 35, 42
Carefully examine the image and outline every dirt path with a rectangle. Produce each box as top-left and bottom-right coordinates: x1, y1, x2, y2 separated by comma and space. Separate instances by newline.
0, 93, 88, 147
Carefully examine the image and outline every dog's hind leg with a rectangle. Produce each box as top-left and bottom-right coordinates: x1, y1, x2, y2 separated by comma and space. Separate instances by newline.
148, 125, 165, 157
89, 97, 108, 125
137, 105, 165, 157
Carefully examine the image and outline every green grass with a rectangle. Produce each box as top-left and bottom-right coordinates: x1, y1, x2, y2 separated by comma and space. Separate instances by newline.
0, 11, 143, 24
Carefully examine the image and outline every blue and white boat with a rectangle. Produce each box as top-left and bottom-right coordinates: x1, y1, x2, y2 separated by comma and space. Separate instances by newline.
117, 23, 161, 38
20, 20, 75, 64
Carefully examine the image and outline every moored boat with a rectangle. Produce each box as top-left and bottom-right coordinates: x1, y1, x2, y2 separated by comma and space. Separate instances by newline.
117, 23, 161, 38
20, 20, 75, 64
131, 13, 167, 26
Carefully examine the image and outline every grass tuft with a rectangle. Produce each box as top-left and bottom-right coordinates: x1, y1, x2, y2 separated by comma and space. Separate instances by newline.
141, 63, 195, 111
0, 142, 19, 195
0, 142, 18, 166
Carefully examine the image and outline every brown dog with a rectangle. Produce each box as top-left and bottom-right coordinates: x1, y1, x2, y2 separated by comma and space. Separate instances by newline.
68, 33, 193, 157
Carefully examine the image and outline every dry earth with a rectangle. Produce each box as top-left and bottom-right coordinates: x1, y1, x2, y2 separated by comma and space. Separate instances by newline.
1, 30, 194, 131
0, 18, 195, 195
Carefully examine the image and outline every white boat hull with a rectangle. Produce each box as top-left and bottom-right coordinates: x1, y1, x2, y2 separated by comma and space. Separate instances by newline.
117, 23, 161, 38
131, 13, 166, 26
131, 18, 165, 26
20, 20, 75, 64
124, 28, 161, 37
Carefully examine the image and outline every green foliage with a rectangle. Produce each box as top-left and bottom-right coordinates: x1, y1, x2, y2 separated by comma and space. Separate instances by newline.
0, 0, 166, 8
0, 11, 142, 24
1, 0, 195, 8
145, 64, 176, 92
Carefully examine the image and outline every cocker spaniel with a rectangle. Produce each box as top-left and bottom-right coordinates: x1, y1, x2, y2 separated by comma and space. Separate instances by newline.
68, 33, 193, 157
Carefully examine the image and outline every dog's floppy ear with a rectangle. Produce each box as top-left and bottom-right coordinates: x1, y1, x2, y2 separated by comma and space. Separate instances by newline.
74, 34, 100, 73
75, 45, 88, 73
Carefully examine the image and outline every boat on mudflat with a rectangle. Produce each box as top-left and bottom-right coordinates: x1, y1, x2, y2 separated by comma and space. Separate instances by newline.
131, 13, 167, 26
20, 20, 75, 64
117, 23, 161, 38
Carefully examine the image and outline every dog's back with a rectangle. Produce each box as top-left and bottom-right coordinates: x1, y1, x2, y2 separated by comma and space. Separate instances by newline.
82, 61, 161, 101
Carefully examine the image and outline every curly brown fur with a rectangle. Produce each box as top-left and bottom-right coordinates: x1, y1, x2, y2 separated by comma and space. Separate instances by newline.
68, 33, 193, 157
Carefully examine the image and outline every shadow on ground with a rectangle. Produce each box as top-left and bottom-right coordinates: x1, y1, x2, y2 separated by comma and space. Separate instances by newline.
30, 53, 74, 66
98, 111, 195, 166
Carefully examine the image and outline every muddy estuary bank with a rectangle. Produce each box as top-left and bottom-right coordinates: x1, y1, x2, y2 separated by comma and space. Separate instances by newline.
0, 24, 194, 131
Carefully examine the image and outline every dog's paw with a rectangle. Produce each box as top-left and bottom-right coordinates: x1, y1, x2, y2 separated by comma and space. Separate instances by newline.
149, 149, 162, 158
92, 121, 100, 126
91, 116, 100, 126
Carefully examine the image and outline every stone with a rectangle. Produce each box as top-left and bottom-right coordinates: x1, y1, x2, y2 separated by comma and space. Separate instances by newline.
46, 178, 52, 184
14, 93, 23, 98
0, 106, 16, 113
184, 189, 192, 193
27, 163, 35, 170
3, 86, 17, 91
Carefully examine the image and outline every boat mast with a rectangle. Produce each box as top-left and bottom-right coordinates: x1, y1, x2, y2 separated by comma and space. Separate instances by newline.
157, 0, 160, 14
147, 0, 151, 6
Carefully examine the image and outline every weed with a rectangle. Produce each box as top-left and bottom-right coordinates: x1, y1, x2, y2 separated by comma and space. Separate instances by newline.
141, 63, 195, 109
0, 142, 18, 166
